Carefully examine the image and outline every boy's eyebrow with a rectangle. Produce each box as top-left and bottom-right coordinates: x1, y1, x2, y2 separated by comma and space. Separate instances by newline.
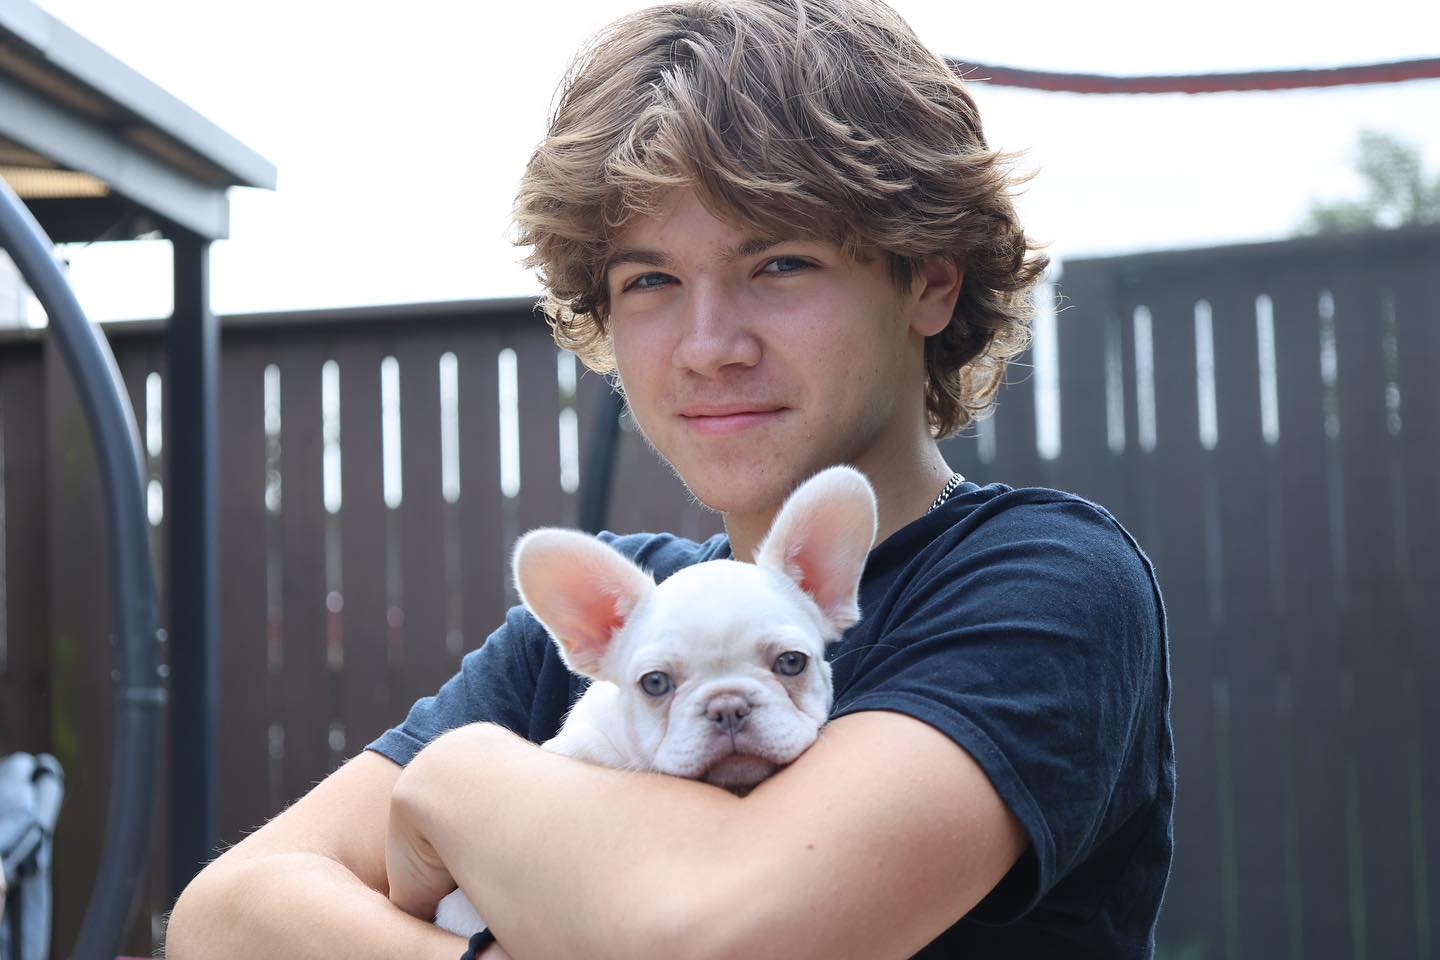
603, 237, 784, 277
605, 248, 673, 275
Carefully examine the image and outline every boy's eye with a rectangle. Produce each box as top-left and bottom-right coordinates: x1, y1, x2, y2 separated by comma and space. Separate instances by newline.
622, 272, 672, 292
760, 256, 811, 275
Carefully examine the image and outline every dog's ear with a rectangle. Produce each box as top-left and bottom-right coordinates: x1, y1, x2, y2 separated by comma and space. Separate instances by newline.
513, 529, 654, 677
755, 466, 878, 636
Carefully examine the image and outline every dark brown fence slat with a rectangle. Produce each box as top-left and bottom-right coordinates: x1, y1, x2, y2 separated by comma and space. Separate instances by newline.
1332, 269, 1419, 959
1126, 277, 1221, 957
456, 329, 509, 649
394, 334, 457, 719
1206, 281, 1290, 959
1055, 264, 1122, 506
1270, 272, 1351, 958
513, 337, 571, 538
989, 347, 1042, 486
572, 366, 613, 528
1393, 259, 1440, 958
216, 336, 274, 844
275, 343, 331, 803
0, 344, 48, 757
336, 335, 395, 755
42, 331, 132, 955
949, 350, 1057, 495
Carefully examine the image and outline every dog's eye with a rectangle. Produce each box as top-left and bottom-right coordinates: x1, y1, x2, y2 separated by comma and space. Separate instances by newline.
773, 651, 808, 677
640, 671, 673, 696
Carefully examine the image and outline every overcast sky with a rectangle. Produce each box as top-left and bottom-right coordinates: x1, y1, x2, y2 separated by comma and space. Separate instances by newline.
24, 0, 1440, 321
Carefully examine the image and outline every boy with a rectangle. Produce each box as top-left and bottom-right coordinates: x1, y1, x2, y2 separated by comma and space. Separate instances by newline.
169, 1, 1172, 957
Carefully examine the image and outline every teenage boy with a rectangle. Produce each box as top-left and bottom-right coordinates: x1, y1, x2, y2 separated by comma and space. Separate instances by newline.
168, 1, 1172, 957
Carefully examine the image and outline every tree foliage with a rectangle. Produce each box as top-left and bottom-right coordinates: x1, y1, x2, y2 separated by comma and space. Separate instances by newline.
1303, 130, 1440, 234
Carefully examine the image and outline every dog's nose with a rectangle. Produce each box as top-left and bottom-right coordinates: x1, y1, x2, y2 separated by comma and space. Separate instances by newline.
706, 694, 751, 734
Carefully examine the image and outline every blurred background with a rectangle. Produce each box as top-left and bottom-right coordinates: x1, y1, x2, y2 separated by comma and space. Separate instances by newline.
0, 1, 1437, 958
6, 0, 1440, 319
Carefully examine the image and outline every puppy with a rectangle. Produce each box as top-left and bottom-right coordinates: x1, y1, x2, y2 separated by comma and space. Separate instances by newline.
433, 465, 878, 936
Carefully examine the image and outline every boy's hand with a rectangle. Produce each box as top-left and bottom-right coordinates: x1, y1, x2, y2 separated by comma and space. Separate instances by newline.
385, 765, 456, 922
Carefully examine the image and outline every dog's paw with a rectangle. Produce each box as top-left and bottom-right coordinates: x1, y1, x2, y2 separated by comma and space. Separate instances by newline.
434, 888, 488, 937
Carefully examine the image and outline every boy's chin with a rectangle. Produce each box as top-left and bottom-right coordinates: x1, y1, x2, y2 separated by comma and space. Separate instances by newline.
679, 467, 810, 517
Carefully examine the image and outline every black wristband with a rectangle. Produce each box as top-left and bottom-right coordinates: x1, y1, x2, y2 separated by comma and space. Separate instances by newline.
460, 928, 497, 960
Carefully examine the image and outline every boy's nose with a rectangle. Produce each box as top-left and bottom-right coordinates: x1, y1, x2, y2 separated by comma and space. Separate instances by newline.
673, 291, 761, 375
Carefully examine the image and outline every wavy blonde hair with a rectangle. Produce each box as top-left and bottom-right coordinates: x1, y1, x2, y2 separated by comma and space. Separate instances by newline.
513, 0, 1048, 437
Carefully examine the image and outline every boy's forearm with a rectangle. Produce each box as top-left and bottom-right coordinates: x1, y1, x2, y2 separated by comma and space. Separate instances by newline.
166, 849, 465, 960
397, 724, 738, 959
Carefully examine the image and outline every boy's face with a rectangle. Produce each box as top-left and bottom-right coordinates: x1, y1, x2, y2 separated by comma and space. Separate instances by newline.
604, 189, 941, 518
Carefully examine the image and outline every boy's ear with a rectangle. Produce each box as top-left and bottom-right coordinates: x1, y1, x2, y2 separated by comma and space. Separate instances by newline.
909, 255, 963, 338
755, 466, 878, 637
513, 530, 654, 677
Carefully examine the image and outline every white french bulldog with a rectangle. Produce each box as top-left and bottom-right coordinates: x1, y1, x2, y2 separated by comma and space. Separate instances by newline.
433, 465, 878, 937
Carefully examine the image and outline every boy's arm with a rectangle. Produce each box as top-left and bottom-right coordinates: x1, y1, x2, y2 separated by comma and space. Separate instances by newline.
166, 750, 467, 960
391, 711, 1025, 960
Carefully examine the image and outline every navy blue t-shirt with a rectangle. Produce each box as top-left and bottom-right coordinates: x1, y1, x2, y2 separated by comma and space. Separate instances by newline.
368, 483, 1174, 958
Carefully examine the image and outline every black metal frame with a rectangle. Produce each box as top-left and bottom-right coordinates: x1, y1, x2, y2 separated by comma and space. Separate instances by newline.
0, 173, 629, 958
0, 177, 163, 959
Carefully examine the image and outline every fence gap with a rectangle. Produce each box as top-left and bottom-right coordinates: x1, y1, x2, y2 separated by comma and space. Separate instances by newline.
145, 371, 164, 526
1378, 293, 1411, 585
381, 356, 403, 510
263, 363, 284, 676
1133, 305, 1156, 454
1033, 281, 1060, 460
1105, 311, 1125, 454
1256, 294, 1280, 445
1195, 300, 1218, 451
557, 350, 580, 494
321, 360, 344, 677
976, 414, 996, 465
440, 352, 461, 504
439, 351, 464, 655
498, 347, 520, 498
1318, 291, 1349, 609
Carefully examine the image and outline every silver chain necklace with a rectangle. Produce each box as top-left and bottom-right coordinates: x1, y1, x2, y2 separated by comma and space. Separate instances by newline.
927, 472, 965, 514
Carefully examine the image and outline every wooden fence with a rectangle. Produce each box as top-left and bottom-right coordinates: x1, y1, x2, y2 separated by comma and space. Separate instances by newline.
988, 224, 1440, 960
0, 223, 1437, 957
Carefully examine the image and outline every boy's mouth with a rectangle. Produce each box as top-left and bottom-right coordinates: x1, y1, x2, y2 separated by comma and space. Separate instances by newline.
678, 404, 787, 436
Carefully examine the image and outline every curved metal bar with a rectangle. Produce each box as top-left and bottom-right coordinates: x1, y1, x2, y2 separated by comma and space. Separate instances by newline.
0, 178, 163, 960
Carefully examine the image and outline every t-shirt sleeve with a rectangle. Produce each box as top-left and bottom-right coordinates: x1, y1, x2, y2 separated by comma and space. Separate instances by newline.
366, 603, 545, 767
830, 495, 1165, 920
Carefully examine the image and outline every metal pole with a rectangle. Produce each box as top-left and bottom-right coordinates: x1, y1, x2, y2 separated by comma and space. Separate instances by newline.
579, 382, 624, 534
165, 228, 219, 902
0, 172, 163, 960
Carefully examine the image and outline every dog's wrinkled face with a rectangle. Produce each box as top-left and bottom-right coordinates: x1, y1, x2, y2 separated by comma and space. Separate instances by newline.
602, 560, 834, 788
515, 465, 877, 792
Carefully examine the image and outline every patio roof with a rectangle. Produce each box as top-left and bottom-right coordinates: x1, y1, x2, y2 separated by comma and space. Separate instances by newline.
0, 0, 276, 242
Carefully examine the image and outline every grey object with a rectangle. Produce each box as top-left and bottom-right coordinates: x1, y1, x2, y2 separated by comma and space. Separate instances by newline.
1, 1, 279, 901
0, 174, 162, 960
0, 0, 277, 242
0, 754, 64, 960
